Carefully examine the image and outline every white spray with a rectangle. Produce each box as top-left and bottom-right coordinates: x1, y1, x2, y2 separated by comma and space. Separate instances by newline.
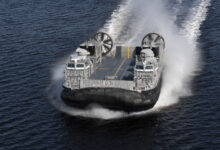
155, 0, 211, 107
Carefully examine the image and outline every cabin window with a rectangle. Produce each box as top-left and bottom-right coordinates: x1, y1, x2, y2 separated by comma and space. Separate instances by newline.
136, 65, 144, 70
145, 66, 153, 70
68, 63, 75, 68
76, 64, 84, 68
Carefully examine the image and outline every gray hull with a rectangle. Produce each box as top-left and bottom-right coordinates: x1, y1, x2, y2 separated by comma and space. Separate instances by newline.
61, 78, 162, 112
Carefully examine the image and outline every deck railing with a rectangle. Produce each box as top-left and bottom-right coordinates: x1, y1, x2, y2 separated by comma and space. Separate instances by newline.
79, 79, 135, 91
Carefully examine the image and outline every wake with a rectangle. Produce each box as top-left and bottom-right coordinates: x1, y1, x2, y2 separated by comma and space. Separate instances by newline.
48, 0, 211, 119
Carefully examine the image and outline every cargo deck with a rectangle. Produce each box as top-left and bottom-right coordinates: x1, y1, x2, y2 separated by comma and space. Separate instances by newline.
90, 57, 135, 80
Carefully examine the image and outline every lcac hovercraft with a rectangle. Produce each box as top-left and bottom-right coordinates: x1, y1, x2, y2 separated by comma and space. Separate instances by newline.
61, 32, 165, 112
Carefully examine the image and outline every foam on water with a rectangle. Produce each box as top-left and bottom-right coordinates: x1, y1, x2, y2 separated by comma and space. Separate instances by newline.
155, 0, 211, 108
48, 0, 211, 119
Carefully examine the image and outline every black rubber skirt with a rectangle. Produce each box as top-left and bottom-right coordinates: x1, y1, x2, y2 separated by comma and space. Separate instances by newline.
61, 79, 161, 113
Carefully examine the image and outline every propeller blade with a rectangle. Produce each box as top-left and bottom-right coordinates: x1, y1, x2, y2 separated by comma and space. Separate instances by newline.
101, 33, 104, 41
104, 39, 112, 43
154, 35, 161, 43
148, 34, 154, 41
103, 44, 110, 51
103, 44, 110, 49
93, 36, 98, 42
102, 46, 107, 53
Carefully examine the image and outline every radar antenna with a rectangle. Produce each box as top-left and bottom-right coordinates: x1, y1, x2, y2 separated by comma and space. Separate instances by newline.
92, 32, 113, 56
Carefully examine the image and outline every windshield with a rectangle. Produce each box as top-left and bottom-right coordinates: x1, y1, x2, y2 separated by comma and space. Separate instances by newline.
76, 64, 84, 68
67, 63, 75, 68
136, 65, 144, 70
145, 66, 153, 70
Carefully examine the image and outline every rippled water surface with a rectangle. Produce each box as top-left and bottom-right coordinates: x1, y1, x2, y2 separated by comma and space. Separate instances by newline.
0, 0, 219, 149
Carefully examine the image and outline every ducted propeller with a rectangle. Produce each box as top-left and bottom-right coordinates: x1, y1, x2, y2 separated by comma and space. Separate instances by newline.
142, 33, 165, 49
92, 32, 113, 56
